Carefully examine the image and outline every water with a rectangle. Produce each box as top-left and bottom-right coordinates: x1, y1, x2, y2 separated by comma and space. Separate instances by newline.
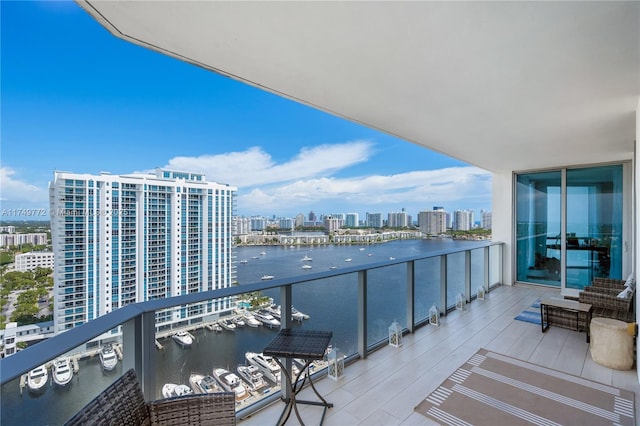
1, 238, 478, 425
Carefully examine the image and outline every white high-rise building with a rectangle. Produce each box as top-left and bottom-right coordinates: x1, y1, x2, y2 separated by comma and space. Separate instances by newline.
49, 169, 237, 334
453, 210, 475, 230
345, 213, 359, 228
418, 209, 447, 236
481, 210, 492, 230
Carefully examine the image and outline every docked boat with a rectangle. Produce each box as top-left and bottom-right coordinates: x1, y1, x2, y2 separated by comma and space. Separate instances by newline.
26, 365, 48, 393
261, 275, 274, 280
213, 368, 251, 403
99, 343, 118, 371
172, 330, 194, 347
291, 306, 309, 321
243, 312, 262, 327
237, 364, 267, 392
218, 318, 236, 331
254, 310, 280, 328
52, 357, 73, 387
162, 383, 193, 399
245, 352, 281, 384
206, 323, 223, 332
233, 316, 246, 327
189, 373, 222, 394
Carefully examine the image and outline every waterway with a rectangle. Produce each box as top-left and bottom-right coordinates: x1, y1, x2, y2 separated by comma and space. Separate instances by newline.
1, 238, 482, 425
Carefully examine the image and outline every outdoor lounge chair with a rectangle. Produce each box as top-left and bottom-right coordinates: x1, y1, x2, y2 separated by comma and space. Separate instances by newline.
64, 368, 236, 426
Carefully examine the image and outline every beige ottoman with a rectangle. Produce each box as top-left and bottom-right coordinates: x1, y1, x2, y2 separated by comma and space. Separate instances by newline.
590, 317, 634, 370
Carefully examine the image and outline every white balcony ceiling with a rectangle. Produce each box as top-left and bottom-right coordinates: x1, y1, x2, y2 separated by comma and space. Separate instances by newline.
78, 1, 639, 173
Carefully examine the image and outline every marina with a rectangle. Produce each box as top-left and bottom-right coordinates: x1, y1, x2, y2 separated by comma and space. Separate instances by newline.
2, 239, 475, 425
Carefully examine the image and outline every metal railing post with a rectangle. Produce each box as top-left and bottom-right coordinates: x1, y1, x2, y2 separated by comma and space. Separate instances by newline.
406, 260, 415, 333
358, 270, 368, 359
465, 250, 471, 303
280, 285, 292, 400
122, 311, 156, 400
440, 255, 447, 315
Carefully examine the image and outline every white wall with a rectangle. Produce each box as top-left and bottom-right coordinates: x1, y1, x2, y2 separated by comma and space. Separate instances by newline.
492, 171, 514, 285
635, 98, 639, 384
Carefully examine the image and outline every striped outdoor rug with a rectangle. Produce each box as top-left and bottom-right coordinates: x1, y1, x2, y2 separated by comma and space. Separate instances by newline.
414, 348, 635, 425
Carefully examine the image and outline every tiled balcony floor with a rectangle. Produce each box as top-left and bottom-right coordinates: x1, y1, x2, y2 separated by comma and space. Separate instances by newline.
239, 284, 639, 425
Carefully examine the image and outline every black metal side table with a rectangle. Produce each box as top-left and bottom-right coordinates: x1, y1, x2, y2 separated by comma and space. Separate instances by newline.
263, 329, 333, 425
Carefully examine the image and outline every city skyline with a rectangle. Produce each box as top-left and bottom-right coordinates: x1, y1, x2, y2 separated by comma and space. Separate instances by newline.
2, 1, 492, 221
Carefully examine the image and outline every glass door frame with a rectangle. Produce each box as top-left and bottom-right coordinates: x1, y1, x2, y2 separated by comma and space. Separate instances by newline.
513, 161, 632, 297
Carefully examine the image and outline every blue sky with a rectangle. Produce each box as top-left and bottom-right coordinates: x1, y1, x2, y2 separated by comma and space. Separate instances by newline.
1, 1, 491, 221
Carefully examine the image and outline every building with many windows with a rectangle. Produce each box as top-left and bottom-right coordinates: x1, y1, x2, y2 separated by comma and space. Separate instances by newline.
14, 251, 55, 272
365, 212, 383, 228
49, 169, 237, 334
453, 210, 474, 231
418, 209, 447, 236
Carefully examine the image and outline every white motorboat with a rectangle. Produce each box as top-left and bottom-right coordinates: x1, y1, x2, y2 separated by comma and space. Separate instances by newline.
254, 310, 280, 328
329, 265, 337, 269
26, 365, 48, 393
344, 258, 352, 262
206, 323, 223, 332
243, 312, 262, 327
261, 275, 274, 280
189, 373, 222, 394
218, 318, 236, 331
237, 364, 267, 392
213, 368, 251, 403
260, 251, 266, 256
239, 259, 248, 264
301, 264, 312, 269
172, 330, 194, 347
99, 343, 118, 371
301, 253, 312, 261
291, 306, 309, 321
265, 305, 281, 320
52, 357, 73, 387
245, 352, 281, 384
161, 383, 193, 399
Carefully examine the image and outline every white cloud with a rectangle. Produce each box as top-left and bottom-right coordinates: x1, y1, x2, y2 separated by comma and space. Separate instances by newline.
0, 167, 48, 206
239, 166, 492, 215
163, 141, 373, 187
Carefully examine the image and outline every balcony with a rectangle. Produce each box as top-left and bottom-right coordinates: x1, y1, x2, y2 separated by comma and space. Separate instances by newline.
2, 241, 638, 424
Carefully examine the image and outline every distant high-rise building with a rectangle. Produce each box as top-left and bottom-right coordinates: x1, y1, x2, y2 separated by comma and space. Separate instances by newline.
481, 210, 492, 230
418, 208, 447, 235
365, 212, 383, 228
453, 210, 475, 231
308, 211, 317, 222
323, 215, 343, 233
250, 216, 268, 231
234, 217, 251, 235
278, 217, 295, 230
345, 213, 359, 228
49, 169, 237, 334
387, 210, 410, 228
295, 213, 305, 228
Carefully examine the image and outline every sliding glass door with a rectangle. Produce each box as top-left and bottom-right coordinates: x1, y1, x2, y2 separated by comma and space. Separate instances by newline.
516, 164, 627, 292
565, 165, 624, 289
516, 171, 562, 286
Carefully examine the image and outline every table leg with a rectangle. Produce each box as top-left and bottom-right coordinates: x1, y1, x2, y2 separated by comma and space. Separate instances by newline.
540, 303, 550, 332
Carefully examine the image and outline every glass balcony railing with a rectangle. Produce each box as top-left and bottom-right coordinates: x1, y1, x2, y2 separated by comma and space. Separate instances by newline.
0, 241, 502, 425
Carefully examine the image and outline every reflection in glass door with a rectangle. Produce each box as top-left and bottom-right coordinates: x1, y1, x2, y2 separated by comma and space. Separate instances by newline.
516, 171, 562, 286
516, 164, 625, 291
565, 165, 623, 289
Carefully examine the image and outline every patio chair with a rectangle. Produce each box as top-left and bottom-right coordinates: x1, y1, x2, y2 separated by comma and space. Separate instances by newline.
64, 368, 236, 426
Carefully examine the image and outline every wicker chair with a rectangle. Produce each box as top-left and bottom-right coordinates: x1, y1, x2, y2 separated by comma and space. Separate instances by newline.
65, 369, 236, 426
